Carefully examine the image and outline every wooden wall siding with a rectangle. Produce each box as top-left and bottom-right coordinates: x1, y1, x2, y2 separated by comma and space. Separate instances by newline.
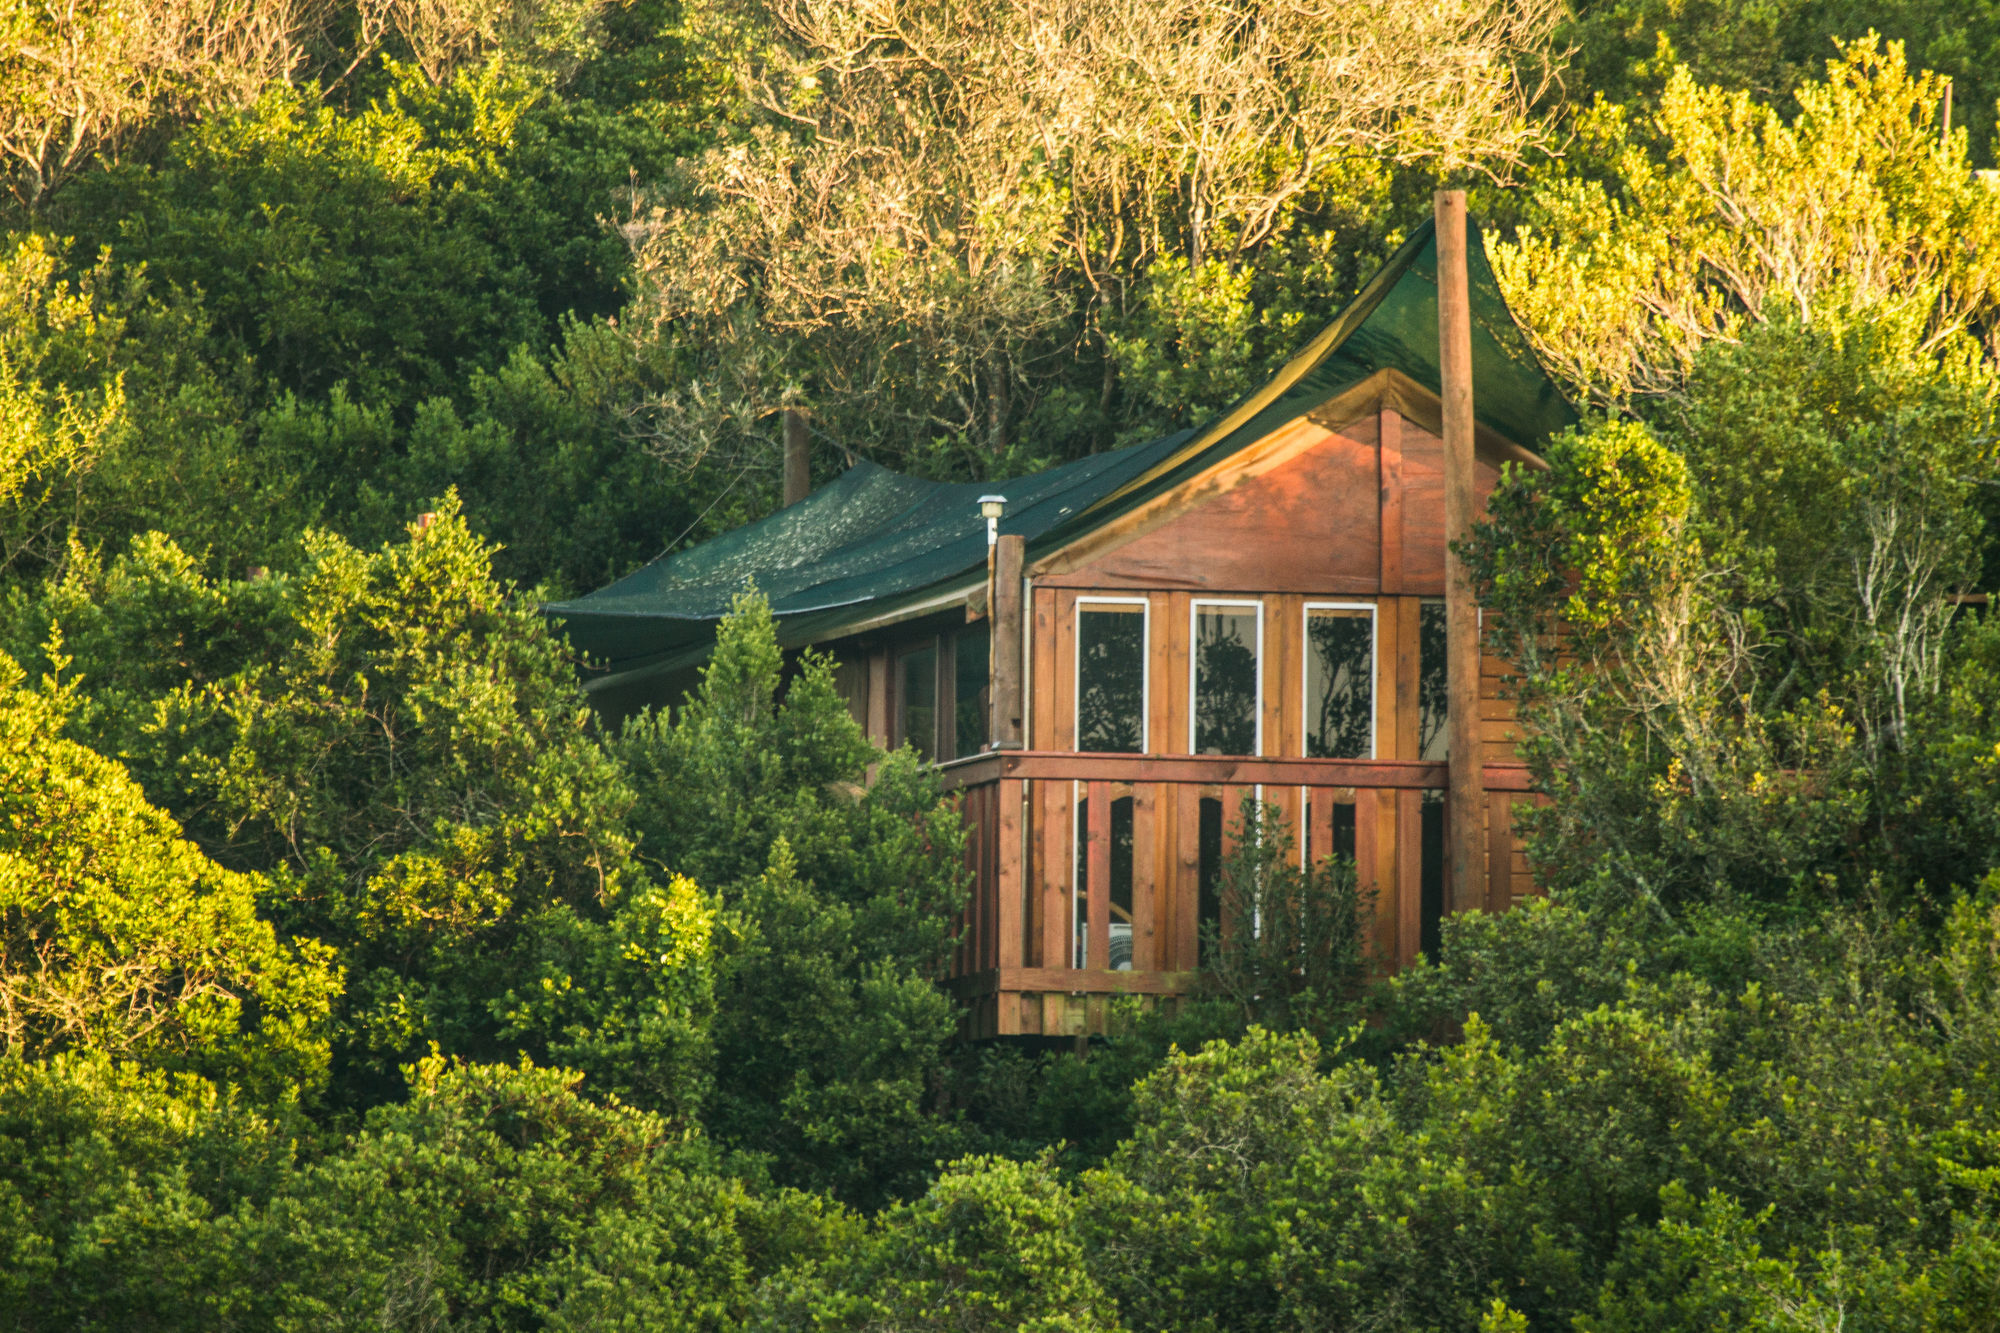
1038, 422, 1382, 593
1388, 420, 1504, 593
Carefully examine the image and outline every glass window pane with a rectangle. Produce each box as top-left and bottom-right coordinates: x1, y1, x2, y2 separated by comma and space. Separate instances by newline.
1419, 600, 1448, 761
954, 623, 989, 759
1194, 606, 1259, 755
1077, 605, 1144, 753
899, 644, 937, 761
1305, 607, 1374, 759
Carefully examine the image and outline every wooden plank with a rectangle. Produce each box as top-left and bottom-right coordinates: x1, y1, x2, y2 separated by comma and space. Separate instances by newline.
1439, 189, 1485, 918
1308, 785, 1338, 867
1166, 591, 1192, 755
1039, 779, 1073, 970
1032, 588, 1057, 749
1358, 789, 1392, 965
980, 784, 998, 970
993, 752, 1448, 788
1379, 406, 1405, 594
1086, 779, 1111, 971
1267, 594, 1297, 759
951, 750, 1531, 793
1396, 597, 1422, 761
993, 534, 1026, 746
1053, 589, 1079, 752
1487, 791, 1514, 914
1174, 783, 1201, 971
1132, 782, 1158, 971
997, 778, 1024, 969
1270, 783, 1304, 871
866, 647, 890, 747
1397, 787, 1424, 968
1148, 591, 1172, 755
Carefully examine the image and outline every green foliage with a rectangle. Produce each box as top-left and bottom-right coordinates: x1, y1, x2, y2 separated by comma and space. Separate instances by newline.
231, 1056, 835, 1331
613, 592, 972, 1204
1496, 38, 2000, 403
0, 1052, 299, 1332
1561, 0, 2000, 165
0, 653, 338, 1098
1198, 794, 1373, 1042
1468, 310, 1999, 912
10, 499, 712, 1111
64, 62, 674, 413
0, 1052, 839, 1332
755, 1154, 1124, 1331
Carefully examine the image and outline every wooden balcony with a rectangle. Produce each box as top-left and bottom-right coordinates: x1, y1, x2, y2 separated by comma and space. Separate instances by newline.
938, 750, 1538, 1038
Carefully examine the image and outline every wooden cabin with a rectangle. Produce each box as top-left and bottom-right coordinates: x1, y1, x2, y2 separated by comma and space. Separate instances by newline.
548, 211, 1576, 1039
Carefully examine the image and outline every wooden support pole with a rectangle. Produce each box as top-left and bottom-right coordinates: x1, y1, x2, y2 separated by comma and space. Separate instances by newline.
782, 408, 810, 507
1436, 189, 1486, 918
992, 533, 1026, 748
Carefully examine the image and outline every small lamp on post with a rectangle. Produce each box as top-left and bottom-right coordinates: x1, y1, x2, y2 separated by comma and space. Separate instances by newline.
978, 495, 1007, 749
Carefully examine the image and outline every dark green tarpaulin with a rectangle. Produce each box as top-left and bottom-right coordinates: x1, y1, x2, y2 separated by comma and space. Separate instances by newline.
547, 215, 1574, 681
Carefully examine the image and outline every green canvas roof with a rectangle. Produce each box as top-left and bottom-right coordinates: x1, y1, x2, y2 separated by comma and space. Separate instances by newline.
547, 214, 1574, 683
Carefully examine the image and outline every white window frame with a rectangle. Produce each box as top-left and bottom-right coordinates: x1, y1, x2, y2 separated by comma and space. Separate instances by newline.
1301, 600, 1379, 761
1188, 598, 1265, 756
1073, 596, 1150, 754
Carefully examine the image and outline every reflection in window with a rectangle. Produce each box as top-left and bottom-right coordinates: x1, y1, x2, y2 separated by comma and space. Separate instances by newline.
1193, 604, 1259, 755
1197, 795, 1223, 965
1305, 606, 1374, 759
1074, 794, 1136, 969
1077, 604, 1145, 753
954, 623, 989, 759
1419, 600, 1448, 761
898, 644, 937, 761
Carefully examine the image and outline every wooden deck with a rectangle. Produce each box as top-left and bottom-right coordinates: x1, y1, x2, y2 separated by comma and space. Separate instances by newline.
939, 750, 1539, 1038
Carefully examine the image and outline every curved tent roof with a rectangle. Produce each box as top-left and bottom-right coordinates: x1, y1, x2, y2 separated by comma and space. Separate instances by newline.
547, 214, 1574, 682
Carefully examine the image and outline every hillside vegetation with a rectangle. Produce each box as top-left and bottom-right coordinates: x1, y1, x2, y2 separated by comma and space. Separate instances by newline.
4, 1, 2000, 1328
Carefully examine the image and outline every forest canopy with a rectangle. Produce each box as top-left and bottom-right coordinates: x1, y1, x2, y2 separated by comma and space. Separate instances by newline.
5, 0, 2000, 1328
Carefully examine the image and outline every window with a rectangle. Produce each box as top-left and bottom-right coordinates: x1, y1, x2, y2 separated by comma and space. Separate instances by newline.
1303, 603, 1375, 759
897, 642, 938, 761
954, 623, 989, 758
1191, 601, 1261, 755
1076, 600, 1147, 753
1418, 599, 1448, 761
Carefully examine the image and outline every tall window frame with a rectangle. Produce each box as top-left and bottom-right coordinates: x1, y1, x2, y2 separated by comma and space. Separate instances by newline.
1073, 596, 1150, 754
892, 637, 942, 761
1301, 600, 1378, 760
1188, 598, 1265, 756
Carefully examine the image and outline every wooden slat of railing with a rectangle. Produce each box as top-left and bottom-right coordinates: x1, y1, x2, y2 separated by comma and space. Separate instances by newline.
1132, 783, 1157, 971
981, 784, 998, 970
1270, 783, 1303, 871
1039, 780, 1071, 970
1086, 779, 1111, 971
1174, 783, 1201, 971
934, 751, 1534, 794
1307, 786, 1336, 867
997, 778, 1023, 970
1356, 789, 1387, 962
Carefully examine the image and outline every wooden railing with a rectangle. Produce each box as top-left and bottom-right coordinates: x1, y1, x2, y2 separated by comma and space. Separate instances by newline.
940, 750, 1536, 1037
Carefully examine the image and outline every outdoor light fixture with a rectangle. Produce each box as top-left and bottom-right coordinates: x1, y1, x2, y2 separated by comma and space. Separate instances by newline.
978, 494, 1008, 546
